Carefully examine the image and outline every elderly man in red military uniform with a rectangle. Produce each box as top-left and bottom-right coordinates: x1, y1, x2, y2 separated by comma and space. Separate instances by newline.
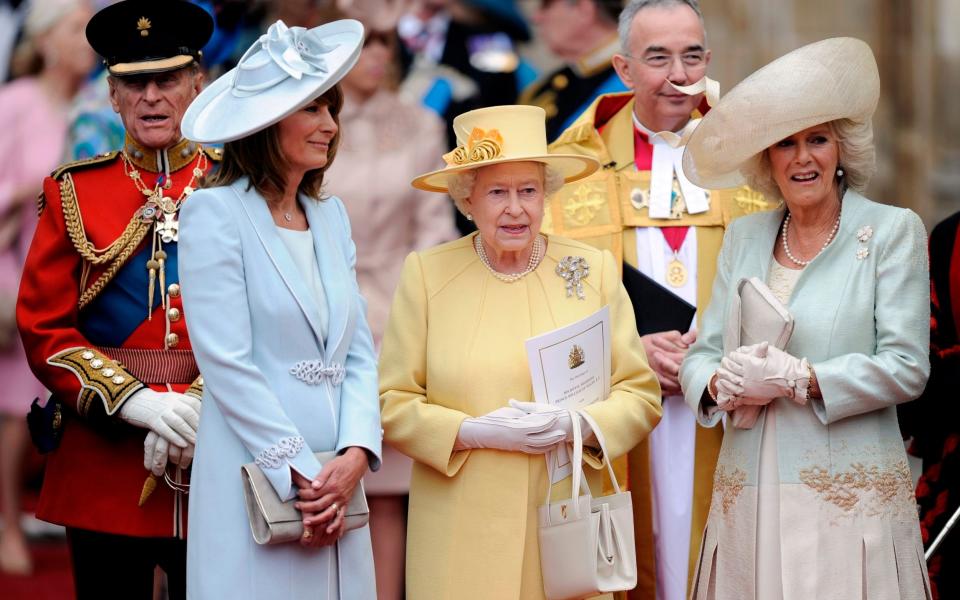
16, 1, 217, 598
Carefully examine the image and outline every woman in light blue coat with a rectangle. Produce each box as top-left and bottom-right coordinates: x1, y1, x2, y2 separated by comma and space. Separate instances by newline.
177, 20, 380, 599
680, 39, 931, 600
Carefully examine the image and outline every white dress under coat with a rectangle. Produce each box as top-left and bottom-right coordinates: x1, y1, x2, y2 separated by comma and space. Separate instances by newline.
178, 178, 382, 599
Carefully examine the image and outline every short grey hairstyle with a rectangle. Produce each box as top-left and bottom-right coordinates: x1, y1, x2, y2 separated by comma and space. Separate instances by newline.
618, 0, 706, 54
740, 119, 876, 202
447, 163, 566, 216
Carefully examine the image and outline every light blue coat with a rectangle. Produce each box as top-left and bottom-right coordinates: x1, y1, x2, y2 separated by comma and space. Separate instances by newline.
179, 178, 381, 600
680, 191, 931, 600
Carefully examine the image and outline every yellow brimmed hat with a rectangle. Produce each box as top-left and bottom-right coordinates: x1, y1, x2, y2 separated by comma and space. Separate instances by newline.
411, 105, 600, 193
682, 37, 880, 190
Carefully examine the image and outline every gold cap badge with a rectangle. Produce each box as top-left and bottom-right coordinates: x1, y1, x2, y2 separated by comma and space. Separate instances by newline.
137, 17, 151, 37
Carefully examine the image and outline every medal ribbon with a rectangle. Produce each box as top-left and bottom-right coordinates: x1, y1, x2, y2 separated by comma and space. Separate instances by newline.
662, 225, 690, 289
661, 226, 689, 254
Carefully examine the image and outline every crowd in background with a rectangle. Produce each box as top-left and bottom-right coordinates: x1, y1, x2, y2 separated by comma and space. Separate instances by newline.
0, 1, 957, 599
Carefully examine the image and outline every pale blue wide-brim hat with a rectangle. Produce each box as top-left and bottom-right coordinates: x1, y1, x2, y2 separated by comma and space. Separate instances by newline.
182, 19, 363, 144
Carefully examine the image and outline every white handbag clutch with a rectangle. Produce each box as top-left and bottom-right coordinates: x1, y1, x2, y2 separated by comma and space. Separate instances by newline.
240, 450, 369, 545
724, 277, 795, 428
537, 409, 637, 600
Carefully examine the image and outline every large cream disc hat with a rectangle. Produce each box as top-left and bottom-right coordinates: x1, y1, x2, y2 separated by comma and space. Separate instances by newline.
181, 20, 363, 144
681, 37, 880, 190
411, 105, 600, 193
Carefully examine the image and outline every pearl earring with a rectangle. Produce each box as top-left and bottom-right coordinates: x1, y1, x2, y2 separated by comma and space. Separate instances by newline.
836, 167, 844, 178
465, 213, 473, 221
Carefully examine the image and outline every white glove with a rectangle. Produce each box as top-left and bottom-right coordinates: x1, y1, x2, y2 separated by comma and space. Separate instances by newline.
456, 406, 566, 454
120, 389, 201, 448
143, 430, 196, 477
143, 431, 170, 476
727, 342, 810, 404
507, 400, 596, 444
714, 355, 747, 410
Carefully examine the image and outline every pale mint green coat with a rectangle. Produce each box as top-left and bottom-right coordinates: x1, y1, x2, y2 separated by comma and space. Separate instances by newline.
680, 191, 931, 600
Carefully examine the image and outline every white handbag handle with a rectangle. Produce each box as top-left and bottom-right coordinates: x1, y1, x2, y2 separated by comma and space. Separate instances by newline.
577, 409, 621, 495
542, 408, 622, 524
544, 408, 586, 523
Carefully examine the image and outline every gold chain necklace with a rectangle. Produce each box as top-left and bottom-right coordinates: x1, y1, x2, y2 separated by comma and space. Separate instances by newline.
474, 233, 545, 283
121, 150, 207, 328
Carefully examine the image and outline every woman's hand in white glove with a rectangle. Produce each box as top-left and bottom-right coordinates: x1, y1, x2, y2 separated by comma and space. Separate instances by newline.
455, 406, 565, 454
506, 400, 596, 444
713, 355, 748, 410
728, 342, 810, 404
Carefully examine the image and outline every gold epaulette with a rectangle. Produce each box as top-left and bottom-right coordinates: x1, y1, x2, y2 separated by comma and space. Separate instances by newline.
201, 146, 223, 162
57, 170, 151, 309
39, 152, 121, 216
49, 151, 120, 181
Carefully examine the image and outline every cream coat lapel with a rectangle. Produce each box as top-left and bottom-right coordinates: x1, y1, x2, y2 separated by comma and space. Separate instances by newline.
231, 180, 328, 353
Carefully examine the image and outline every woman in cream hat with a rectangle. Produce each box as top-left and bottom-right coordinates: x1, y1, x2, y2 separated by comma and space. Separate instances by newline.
177, 20, 380, 599
379, 104, 662, 599
680, 38, 930, 599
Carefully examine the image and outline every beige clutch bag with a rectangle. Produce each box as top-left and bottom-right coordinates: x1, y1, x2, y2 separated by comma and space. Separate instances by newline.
240, 451, 369, 545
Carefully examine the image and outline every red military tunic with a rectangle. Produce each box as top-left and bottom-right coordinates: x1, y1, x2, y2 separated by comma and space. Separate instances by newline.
17, 136, 220, 538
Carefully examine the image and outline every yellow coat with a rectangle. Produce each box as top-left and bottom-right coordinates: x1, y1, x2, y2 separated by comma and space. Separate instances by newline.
545, 93, 777, 597
380, 233, 662, 600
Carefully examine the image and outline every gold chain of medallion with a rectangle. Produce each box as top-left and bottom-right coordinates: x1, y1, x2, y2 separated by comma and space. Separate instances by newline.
61, 150, 206, 310
60, 172, 151, 266
60, 173, 152, 309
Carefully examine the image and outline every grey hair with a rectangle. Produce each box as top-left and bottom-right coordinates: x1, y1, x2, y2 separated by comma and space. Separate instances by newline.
447, 163, 566, 216
741, 119, 876, 202
618, 0, 706, 54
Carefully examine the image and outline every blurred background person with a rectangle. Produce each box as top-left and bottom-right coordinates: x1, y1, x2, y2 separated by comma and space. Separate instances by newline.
323, 1, 458, 598
0, 0, 27, 83
397, 0, 535, 235
0, 0, 93, 576
520, 0, 626, 141
901, 209, 960, 599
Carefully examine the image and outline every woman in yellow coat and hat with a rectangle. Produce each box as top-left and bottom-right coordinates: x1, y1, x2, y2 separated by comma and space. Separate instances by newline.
379, 105, 662, 599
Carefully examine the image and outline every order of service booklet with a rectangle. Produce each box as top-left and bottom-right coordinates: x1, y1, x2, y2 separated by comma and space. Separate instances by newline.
525, 306, 611, 482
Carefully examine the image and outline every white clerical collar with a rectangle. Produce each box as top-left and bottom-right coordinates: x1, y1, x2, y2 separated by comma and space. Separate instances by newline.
632, 113, 709, 217
632, 114, 698, 146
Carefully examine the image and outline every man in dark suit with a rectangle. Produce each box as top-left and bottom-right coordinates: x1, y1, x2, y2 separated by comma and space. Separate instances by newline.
520, 0, 626, 141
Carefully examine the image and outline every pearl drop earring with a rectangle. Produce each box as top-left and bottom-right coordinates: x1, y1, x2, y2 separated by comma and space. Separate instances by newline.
836, 167, 844, 178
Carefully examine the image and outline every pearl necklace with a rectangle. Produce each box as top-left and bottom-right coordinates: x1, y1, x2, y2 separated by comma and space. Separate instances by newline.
781, 210, 841, 267
474, 233, 545, 283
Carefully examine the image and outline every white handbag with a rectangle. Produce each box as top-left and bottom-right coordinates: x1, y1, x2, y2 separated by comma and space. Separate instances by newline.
537, 409, 637, 600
